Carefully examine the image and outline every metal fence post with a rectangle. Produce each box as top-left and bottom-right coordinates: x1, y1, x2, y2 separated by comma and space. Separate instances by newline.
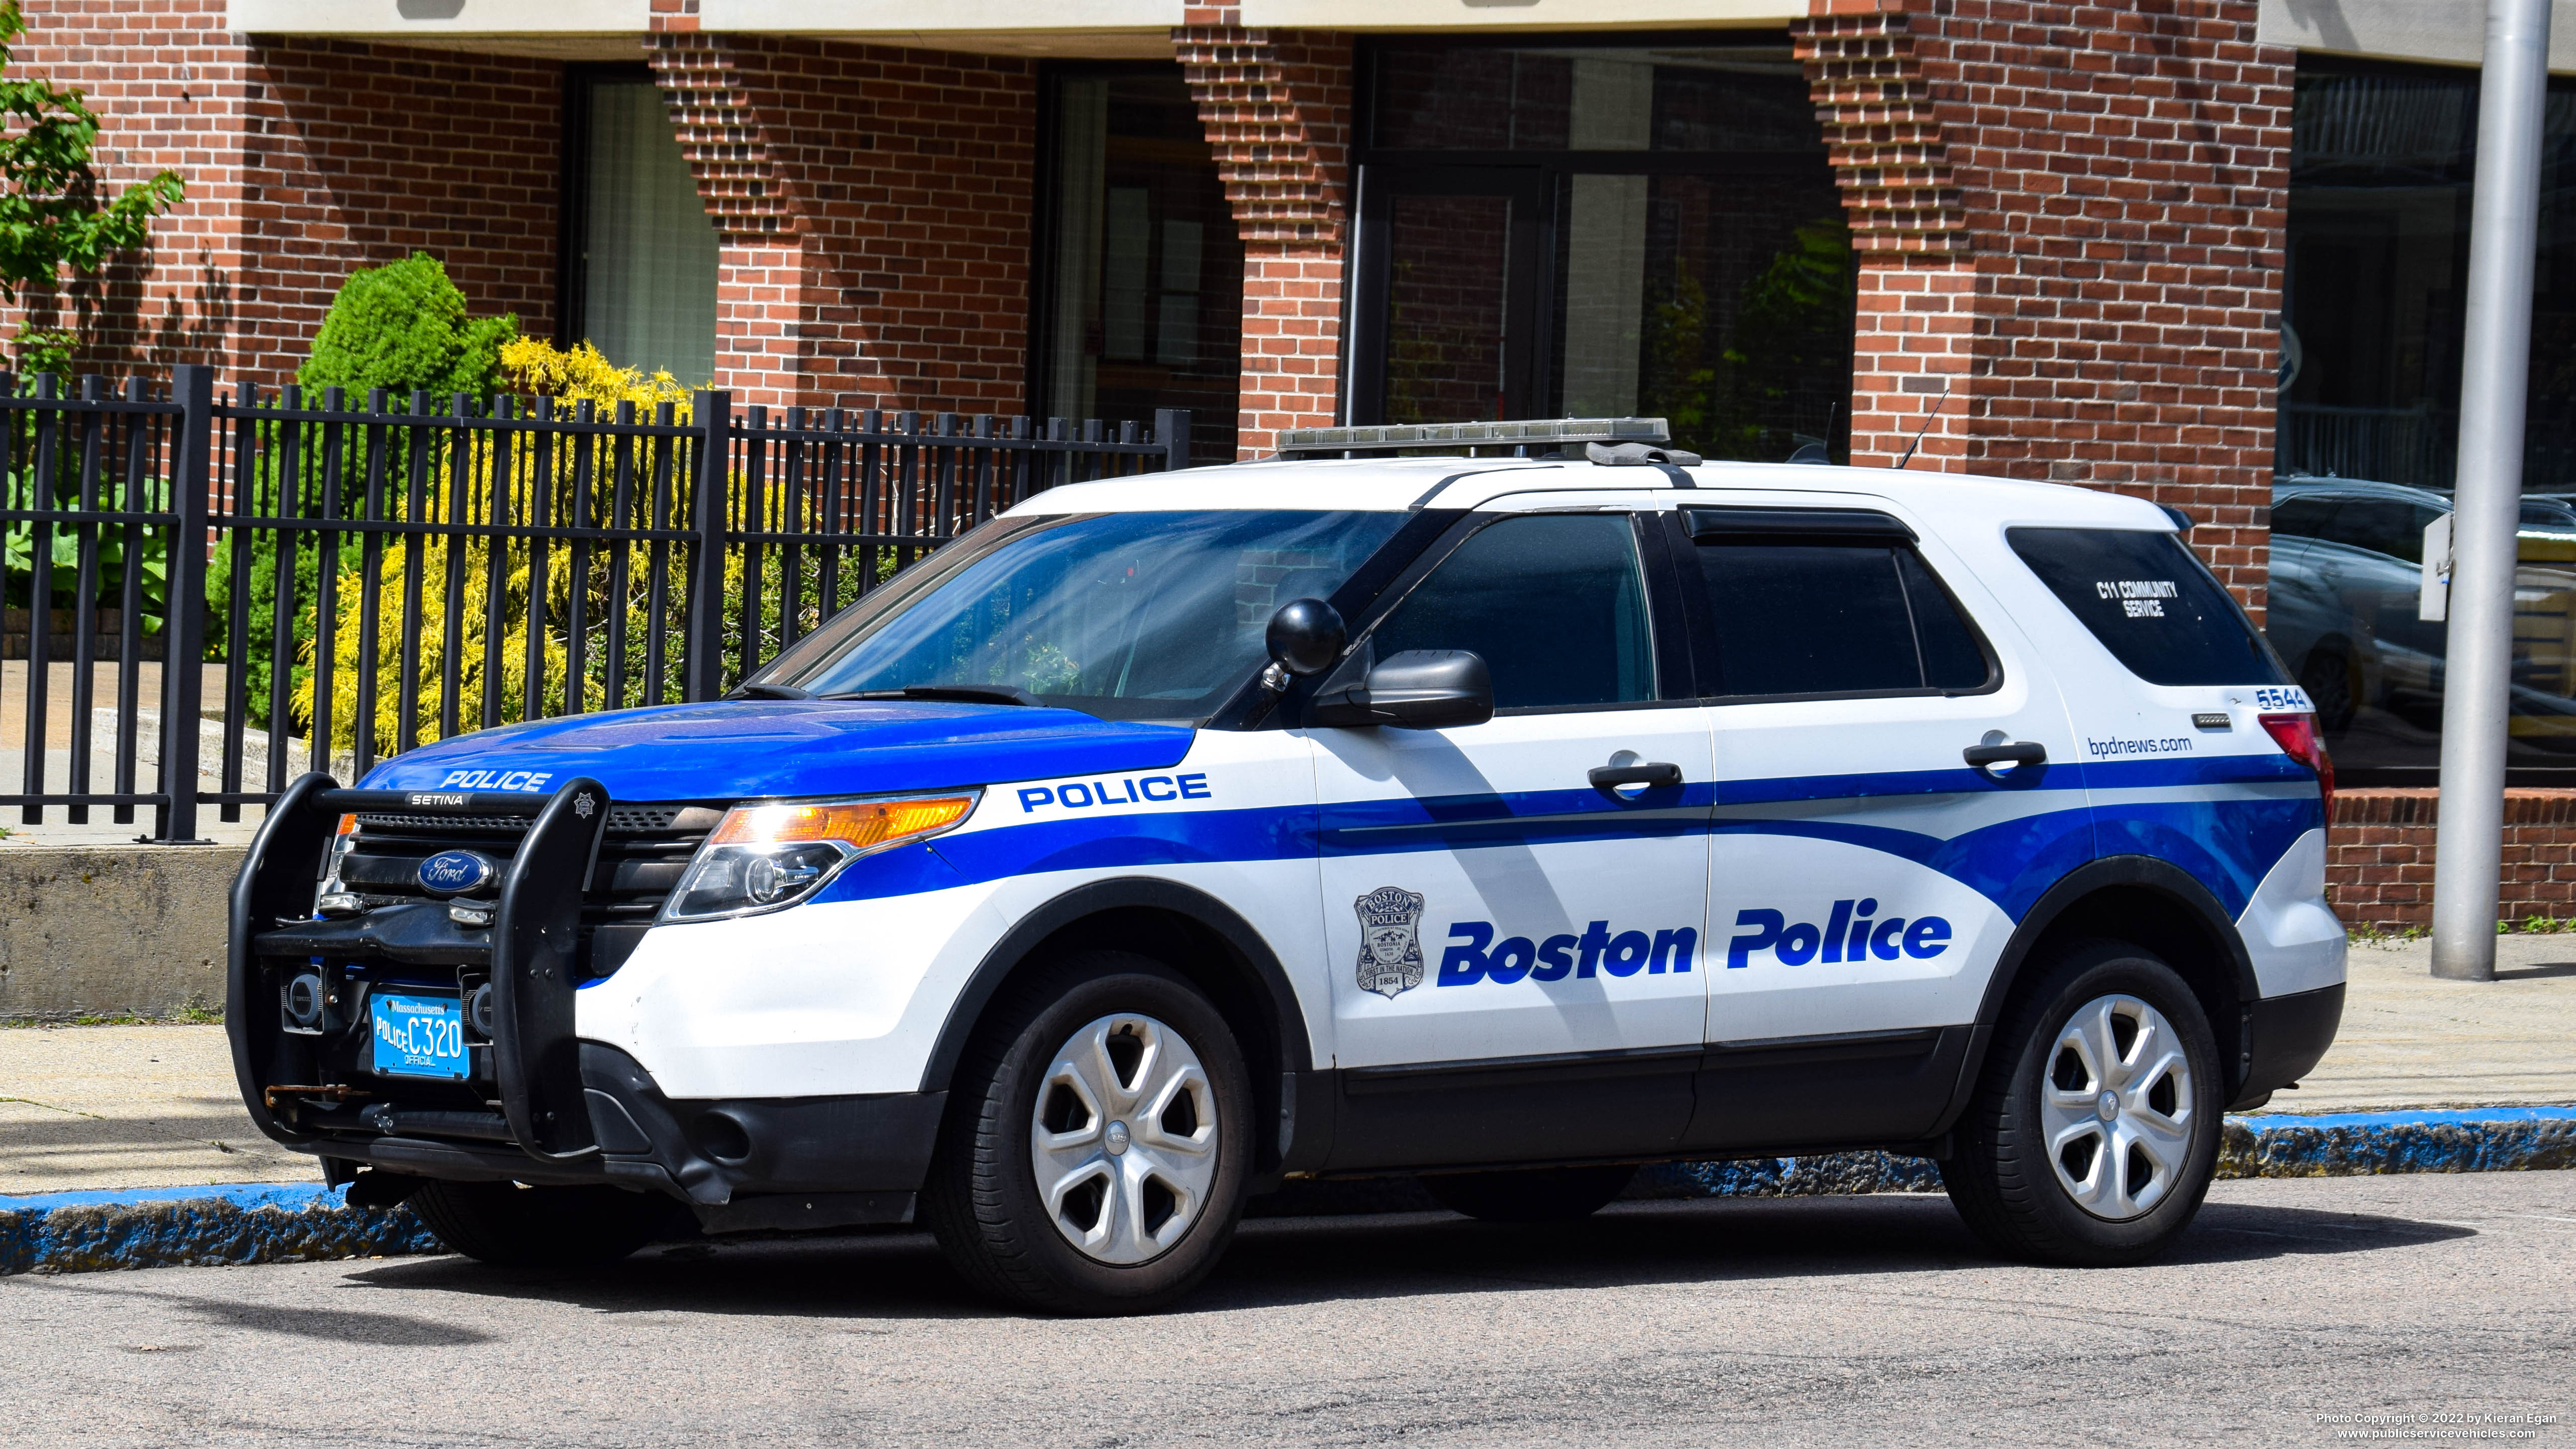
1155, 409, 1192, 472
156, 364, 214, 843
2432, 0, 2553, 980
685, 390, 731, 702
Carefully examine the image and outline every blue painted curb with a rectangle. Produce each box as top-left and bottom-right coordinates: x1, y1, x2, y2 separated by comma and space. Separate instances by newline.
0, 1182, 438, 1277
1619, 1105, 2576, 1200
7, 1107, 2571, 1275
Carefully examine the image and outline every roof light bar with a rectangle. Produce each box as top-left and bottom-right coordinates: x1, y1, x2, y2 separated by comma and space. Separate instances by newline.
1274, 417, 1670, 457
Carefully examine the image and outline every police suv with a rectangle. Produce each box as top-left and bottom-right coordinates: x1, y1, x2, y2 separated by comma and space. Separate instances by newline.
228, 419, 2345, 1314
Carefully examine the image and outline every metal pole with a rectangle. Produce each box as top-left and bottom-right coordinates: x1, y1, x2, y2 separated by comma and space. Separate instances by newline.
2432, 0, 2553, 980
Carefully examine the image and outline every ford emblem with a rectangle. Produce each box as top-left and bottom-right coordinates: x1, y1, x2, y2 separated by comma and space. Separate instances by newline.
416, 849, 498, 897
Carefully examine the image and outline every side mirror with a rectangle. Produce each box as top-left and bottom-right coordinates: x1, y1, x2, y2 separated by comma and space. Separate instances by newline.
1265, 597, 1346, 678
1308, 649, 1494, 730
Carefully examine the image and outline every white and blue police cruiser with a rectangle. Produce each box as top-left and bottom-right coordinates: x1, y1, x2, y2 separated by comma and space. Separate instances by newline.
228, 418, 2345, 1314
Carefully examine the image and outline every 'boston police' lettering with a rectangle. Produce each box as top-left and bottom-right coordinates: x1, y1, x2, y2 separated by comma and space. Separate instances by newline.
1437, 919, 1698, 986
1727, 898, 1951, 968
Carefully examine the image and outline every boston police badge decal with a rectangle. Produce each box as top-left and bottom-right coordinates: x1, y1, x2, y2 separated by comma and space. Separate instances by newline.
1353, 886, 1427, 999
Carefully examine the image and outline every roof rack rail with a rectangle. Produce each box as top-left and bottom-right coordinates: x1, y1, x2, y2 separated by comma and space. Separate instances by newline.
1273, 417, 1669, 458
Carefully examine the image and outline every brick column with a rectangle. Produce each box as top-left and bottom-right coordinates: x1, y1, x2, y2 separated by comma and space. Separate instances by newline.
649, 32, 1033, 412
1798, 0, 2290, 612
1175, 20, 1352, 459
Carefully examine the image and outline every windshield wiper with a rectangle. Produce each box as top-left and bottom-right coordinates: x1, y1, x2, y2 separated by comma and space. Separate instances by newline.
834, 684, 1042, 708
731, 682, 812, 700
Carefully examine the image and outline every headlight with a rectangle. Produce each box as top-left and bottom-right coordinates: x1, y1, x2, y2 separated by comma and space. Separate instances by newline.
315, 813, 364, 917
661, 791, 979, 923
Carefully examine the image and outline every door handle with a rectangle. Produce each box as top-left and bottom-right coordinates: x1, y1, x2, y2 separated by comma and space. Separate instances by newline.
1589, 762, 1683, 796
1963, 741, 2048, 772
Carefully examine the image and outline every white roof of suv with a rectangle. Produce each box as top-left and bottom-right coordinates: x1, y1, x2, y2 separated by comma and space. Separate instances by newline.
1018, 457, 2183, 531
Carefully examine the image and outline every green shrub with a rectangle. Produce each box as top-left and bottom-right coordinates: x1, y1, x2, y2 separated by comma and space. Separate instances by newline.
214, 254, 520, 733
298, 252, 517, 404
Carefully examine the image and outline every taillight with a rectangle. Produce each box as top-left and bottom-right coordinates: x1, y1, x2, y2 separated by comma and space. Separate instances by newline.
2260, 711, 2335, 821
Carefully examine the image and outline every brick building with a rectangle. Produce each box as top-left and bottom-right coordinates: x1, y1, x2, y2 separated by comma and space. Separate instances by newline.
13, 0, 2576, 925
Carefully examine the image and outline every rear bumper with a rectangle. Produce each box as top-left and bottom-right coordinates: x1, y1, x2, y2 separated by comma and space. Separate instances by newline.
305, 1042, 946, 1233
2234, 982, 2345, 1108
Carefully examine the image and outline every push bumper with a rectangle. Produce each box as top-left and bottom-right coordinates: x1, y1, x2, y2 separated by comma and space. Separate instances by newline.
328, 1042, 945, 1232
226, 774, 946, 1233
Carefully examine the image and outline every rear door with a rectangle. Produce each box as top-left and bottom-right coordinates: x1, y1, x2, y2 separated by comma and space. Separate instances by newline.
1678, 502, 2091, 1154
1308, 504, 1712, 1170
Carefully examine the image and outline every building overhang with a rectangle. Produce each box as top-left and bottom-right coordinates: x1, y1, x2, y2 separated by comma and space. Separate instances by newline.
225, 0, 1802, 61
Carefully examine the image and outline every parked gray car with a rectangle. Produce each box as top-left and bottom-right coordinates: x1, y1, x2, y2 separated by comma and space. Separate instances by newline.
2267, 476, 2576, 773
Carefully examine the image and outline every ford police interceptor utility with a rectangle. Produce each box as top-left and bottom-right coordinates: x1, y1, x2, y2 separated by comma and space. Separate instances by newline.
226, 418, 2345, 1315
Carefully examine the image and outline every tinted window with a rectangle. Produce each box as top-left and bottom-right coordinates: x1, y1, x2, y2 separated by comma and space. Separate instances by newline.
1695, 541, 1990, 697
2268, 494, 2338, 540
2323, 498, 2435, 563
2010, 527, 2289, 686
1371, 514, 1655, 709
1898, 550, 1991, 690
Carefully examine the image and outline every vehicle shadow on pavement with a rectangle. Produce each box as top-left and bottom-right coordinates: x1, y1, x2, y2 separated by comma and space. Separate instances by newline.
335, 1191, 2473, 1321
41, 1277, 499, 1347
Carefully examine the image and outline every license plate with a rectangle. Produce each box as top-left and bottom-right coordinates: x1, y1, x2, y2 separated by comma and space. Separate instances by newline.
371, 991, 468, 1080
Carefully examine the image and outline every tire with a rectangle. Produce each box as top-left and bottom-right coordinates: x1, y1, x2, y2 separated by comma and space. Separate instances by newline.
2301, 645, 2356, 735
1423, 1163, 1637, 1223
923, 951, 1255, 1315
410, 1179, 669, 1269
1940, 940, 2223, 1266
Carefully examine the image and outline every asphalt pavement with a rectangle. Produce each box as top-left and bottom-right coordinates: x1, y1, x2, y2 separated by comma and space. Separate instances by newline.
1, 1171, 2566, 1447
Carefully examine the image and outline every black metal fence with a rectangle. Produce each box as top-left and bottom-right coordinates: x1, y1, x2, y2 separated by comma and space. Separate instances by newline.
0, 364, 1189, 841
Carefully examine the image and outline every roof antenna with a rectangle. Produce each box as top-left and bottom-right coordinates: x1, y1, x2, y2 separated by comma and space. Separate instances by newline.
1895, 379, 1953, 470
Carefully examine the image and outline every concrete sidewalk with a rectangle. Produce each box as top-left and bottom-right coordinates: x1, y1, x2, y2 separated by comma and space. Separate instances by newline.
3, 935, 2572, 1198
2298, 933, 2576, 1112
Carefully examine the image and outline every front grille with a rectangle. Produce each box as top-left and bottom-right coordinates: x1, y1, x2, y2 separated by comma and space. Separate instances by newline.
352, 804, 689, 833
334, 802, 724, 978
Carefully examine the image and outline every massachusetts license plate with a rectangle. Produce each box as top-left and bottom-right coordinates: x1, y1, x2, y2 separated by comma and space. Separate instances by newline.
371, 991, 468, 1080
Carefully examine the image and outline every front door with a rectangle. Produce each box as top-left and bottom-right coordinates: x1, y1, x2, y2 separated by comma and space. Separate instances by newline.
1308, 508, 1712, 1169
1676, 502, 2091, 1153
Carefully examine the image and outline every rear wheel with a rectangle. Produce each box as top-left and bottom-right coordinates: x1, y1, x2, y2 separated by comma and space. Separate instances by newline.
923, 952, 1254, 1315
1423, 1163, 1637, 1223
1941, 941, 2221, 1265
410, 1180, 669, 1268
2301, 645, 2356, 734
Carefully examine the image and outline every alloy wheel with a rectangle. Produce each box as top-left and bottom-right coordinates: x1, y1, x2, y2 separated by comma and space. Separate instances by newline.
1029, 1012, 1220, 1264
2038, 993, 2196, 1221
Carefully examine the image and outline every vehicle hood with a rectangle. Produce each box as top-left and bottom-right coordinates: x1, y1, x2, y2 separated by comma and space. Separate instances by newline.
354, 700, 1197, 802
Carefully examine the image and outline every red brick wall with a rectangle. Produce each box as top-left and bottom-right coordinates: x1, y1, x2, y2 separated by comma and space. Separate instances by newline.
8, 2, 561, 390
1798, 0, 2289, 613
234, 40, 562, 389
648, 34, 1033, 412
2328, 790, 2576, 931
1175, 21, 1351, 458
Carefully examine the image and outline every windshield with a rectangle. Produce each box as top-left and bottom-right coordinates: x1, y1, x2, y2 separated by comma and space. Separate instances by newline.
771, 509, 1411, 720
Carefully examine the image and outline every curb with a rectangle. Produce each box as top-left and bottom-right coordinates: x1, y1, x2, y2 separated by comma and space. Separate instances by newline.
0, 1184, 438, 1277
6, 1108, 2571, 1277
1627, 1105, 2576, 1200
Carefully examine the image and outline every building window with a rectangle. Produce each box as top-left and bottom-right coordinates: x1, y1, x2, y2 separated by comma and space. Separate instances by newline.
1034, 66, 1243, 462
563, 67, 720, 385
1350, 37, 1852, 463
2275, 58, 2576, 784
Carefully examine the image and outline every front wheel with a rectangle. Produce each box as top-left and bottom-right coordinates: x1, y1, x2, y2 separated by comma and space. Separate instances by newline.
923, 952, 1254, 1315
1941, 941, 2222, 1265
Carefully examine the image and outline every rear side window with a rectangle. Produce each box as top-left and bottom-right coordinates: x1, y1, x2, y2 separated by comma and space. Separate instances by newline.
2008, 527, 2288, 686
1693, 540, 1994, 698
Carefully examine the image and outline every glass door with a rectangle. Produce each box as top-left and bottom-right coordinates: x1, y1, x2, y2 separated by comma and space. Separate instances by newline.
1349, 38, 1853, 458
1350, 167, 1549, 426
